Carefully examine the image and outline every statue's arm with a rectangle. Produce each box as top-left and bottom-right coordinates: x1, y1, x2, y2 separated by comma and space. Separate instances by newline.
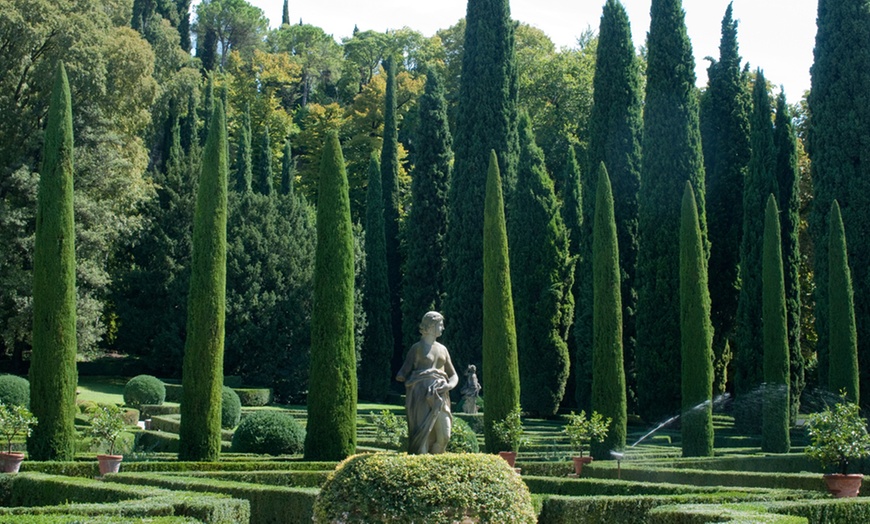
443, 351, 459, 391
396, 345, 417, 382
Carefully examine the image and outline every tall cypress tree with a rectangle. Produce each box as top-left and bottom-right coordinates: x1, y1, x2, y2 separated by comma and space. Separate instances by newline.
808, 0, 870, 402
235, 108, 252, 193
773, 92, 804, 420
177, 0, 192, 51
402, 70, 451, 349
359, 154, 393, 401
281, 139, 294, 196
509, 113, 574, 416
380, 56, 403, 376
560, 147, 586, 410
178, 99, 228, 462
304, 131, 357, 460
762, 195, 790, 453
636, 0, 707, 422
282, 0, 290, 26
591, 164, 626, 458
828, 200, 859, 403
585, 0, 643, 410
699, 3, 751, 394
255, 126, 273, 196
679, 182, 714, 458
735, 70, 777, 427
482, 150, 520, 453
445, 0, 518, 375
28, 62, 78, 461
201, 74, 214, 145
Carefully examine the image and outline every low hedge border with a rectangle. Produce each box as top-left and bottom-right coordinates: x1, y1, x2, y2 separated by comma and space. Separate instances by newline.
140, 404, 180, 418
234, 389, 272, 407
106, 472, 317, 524
522, 476, 805, 498
177, 470, 330, 488
0, 516, 201, 523
149, 415, 234, 441
648, 503, 807, 523
136, 431, 232, 454
163, 384, 183, 403
628, 454, 822, 474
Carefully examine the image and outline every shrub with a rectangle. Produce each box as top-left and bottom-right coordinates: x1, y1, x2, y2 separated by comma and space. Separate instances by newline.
447, 417, 479, 453
221, 387, 241, 429
231, 411, 304, 455
233, 388, 272, 407
314, 453, 536, 523
124, 376, 166, 409
0, 375, 30, 408
368, 410, 406, 449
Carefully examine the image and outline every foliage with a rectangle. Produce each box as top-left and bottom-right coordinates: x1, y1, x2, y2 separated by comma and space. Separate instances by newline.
805, 393, 870, 474
0, 375, 29, 408
88, 404, 127, 455
828, 201, 859, 402
313, 453, 536, 523
220, 387, 241, 429
561, 147, 587, 409
254, 125, 273, 195
368, 409, 406, 449
267, 23, 343, 107
123, 375, 167, 409
0, 403, 37, 453
563, 410, 610, 458
233, 107, 253, 192
491, 407, 527, 453
230, 411, 305, 456
193, 0, 268, 70
304, 131, 357, 461
447, 417, 479, 453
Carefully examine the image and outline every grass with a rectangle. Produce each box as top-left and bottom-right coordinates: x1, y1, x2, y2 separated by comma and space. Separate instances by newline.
77, 376, 126, 405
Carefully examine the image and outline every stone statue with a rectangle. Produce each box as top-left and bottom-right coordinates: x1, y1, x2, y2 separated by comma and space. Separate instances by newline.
460, 364, 481, 414
396, 311, 458, 454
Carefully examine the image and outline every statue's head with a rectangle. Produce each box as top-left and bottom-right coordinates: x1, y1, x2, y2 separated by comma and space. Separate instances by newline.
419, 311, 444, 335
466, 364, 476, 375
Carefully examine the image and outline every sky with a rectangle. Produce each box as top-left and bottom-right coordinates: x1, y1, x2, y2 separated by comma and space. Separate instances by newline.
194, 0, 818, 99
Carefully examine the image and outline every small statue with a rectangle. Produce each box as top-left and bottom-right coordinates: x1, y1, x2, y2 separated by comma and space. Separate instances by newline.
396, 311, 458, 454
460, 364, 481, 414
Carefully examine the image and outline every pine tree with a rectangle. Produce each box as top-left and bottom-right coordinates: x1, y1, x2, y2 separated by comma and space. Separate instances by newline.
235, 108, 252, 193
773, 92, 803, 420
591, 164, 626, 457
635, 0, 707, 422
28, 63, 78, 461
585, 0, 643, 410
281, 139, 294, 196
762, 195, 790, 453
178, 99, 228, 462
380, 56, 403, 377
282, 0, 290, 26
304, 131, 357, 460
359, 154, 393, 402
445, 0, 519, 375
402, 70, 451, 349
679, 182, 714, 458
808, 0, 870, 401
255, 126, 273, 195
828, 200, 859, 403
482, 150, 521, 453
699, 3, 751, 394
509, 113, 574, 416
735, 70, 777, 427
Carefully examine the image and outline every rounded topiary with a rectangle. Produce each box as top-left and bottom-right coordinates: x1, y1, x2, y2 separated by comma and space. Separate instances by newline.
123, 375, 166, 409
314, 453, 536, 523
0, 374, 30, 408
221, 386, 241, 429
230, 411, 305, 455
447, 417, 479, 453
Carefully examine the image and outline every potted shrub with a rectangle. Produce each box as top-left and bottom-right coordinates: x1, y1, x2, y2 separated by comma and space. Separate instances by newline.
805, 392, 870, 497
491, 407, 526, 468
0, 403, 37, 473
88, 404, 127, 476
564, 410, 611, 476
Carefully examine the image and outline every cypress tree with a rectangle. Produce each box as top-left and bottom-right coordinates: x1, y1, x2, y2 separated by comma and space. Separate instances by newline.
699, 3, 751, 393
177, 0, 192, 51
359, 154, 393, 402
281, 139, 294, 196
773, 92, 803, 420
380, 56, 403, 376
201, 74, 214, 145
808, 0, 870, 400
178, 99, 228, 462
735, 70, 777, 427
255, 126, 273, 196
28, 62, 78, 461
762, 195, 790, 453
635, 0, 707, 422
828, 200, 859, 403
282, 0, 290, 26
304, 131, 357, 460
679, 182, 714, 458
445, 0, 519, 375
585, 0, 643, 410
482, 150, 521, 453
181, 88, 198, 155
235, 108, 252, 193
402, 70, 451, 349
591, 164, 626, 458
509, 113, 574, 416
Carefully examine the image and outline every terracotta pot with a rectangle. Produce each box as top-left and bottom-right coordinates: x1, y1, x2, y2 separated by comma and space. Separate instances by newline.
572, 455, 593, 476
824, 473, 863, 498
97, 454, 123, 476
498, 451, 517, 468
0, 452, 24, 474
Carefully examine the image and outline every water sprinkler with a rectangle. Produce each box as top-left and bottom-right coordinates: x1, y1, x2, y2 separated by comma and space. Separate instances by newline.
610, 451, 624, 479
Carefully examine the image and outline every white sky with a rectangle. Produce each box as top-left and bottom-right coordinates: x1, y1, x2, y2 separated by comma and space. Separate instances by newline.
195, 0, 817, 99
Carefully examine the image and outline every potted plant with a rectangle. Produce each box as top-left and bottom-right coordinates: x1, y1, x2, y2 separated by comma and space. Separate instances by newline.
563, 410, 611, 476
88, 404, 127, 476
805, 392, 870, 497
0, 403, 37, 473
492, 407, 527, 468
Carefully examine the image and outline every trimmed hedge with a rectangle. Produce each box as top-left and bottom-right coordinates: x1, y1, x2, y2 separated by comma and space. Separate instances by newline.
221, 387, 241, 429
136, 431, 232, 454
231, 411, 304, 455
0, 374, 30, 407
234, 388, 272, 407
164, 384, 183, 403
149, 415, 234, 441
177, 470, 329, 488
447, 416, 480, 453
648, 503, 807, 523
314, 453, 536, 523
522, 476, 795, 497
140, 404, 180, 418
0, 517, 200, 523
124, 375, 166, 409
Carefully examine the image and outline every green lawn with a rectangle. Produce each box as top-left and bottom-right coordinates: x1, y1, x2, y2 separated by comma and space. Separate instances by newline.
77, 376, 126, 405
